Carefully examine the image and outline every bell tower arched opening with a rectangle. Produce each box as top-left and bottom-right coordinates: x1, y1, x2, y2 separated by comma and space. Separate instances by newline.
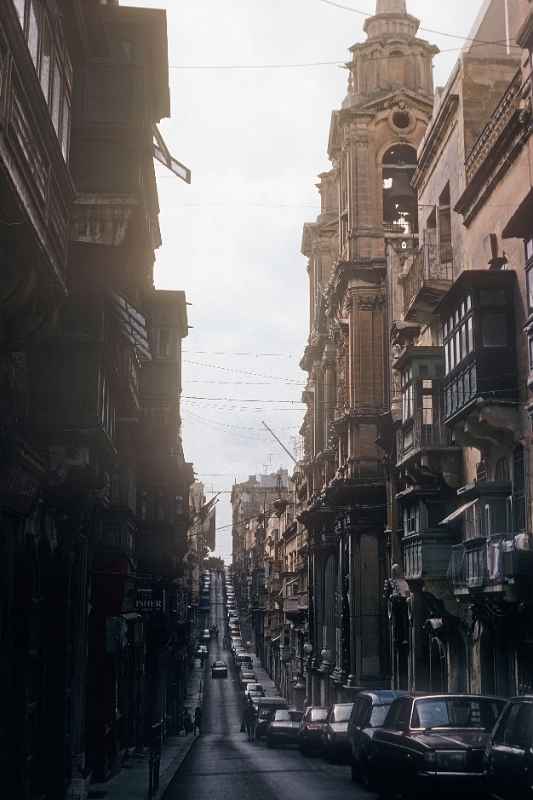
382, 144, 418, 235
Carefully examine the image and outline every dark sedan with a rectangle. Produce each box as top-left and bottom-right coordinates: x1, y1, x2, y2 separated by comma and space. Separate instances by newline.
371, 694, 505, 797
211, 660, 228, 679
267, 709, 304, 747
321, 703, 354, 762
348, 690, 407, 787
255, 698, 289, 739
486, 695, 533, 799
298, 706, 329, 755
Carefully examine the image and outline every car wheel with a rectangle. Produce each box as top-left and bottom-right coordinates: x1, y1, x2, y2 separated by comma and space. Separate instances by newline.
266, 737, 274, 749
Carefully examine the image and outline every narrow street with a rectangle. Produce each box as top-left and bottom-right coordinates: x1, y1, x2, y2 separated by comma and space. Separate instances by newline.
165, 572, 374, 800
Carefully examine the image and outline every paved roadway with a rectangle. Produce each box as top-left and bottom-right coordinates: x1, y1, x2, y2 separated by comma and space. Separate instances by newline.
165, 573, 493, 800
165, 571, 375, 800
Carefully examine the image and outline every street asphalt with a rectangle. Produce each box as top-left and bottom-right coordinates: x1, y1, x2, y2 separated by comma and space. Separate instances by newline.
164, 572, 495, 800
164, 571, 375, 800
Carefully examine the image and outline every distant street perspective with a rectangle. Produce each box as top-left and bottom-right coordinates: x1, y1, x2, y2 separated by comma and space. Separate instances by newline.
3, 1, 533, 800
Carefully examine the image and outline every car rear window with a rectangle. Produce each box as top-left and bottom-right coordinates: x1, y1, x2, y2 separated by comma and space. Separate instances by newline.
412, 698, 504, 730
331, 704, 353, 722
275, 710, 290, 721
310, 709, 328, 722
369, 705, 390, 728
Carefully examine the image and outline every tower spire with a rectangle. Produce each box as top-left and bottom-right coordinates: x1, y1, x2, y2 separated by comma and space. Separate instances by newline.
375, 0, 407, 13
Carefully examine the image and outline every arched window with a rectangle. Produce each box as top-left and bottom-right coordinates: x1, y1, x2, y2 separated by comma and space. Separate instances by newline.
382, 145, 418, 235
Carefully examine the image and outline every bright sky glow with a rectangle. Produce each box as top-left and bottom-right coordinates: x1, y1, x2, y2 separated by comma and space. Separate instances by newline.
123, 0, 486, 561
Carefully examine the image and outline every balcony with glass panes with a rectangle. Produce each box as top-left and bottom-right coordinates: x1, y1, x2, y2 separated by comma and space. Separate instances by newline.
395, 347, 455, 467
438, 271, 518, 424
523, 237, 533, 395
446, 469, 533, 595
399, 494, 459, 583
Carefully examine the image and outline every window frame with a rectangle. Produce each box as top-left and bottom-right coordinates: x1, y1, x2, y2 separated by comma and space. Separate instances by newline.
442, 295, 474, 378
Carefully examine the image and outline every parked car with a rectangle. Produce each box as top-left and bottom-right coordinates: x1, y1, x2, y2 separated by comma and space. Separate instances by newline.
211, 660, 228, 679
348, 690, 407, 786
239, 670, 257, 688
235, 654, 254, 671
322, 703, 354, 762
486, 695, 533, 799
267, 709, 304, 747
244, 682, 265, 698
195, 644, 208, 658
255, 698, 289, 739
298, 706, 329, 755
201, 628, 211, 641
371, 694, 505, 797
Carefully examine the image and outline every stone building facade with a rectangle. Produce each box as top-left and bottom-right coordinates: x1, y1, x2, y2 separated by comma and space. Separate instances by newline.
298, 0, 437, 704
384, 0, 533, 698
295, 0, 533, 705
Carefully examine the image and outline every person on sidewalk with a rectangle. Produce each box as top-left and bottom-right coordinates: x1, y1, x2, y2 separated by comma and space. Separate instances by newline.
194, 706, 202, 736
243, 697, 256, 742
183, 709, 193, 735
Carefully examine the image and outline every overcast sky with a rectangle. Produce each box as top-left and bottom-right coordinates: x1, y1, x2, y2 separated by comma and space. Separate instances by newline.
124, 0, 485, 561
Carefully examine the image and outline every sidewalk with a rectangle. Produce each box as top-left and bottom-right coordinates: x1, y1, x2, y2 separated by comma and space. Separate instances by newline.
88, 659, 205, 800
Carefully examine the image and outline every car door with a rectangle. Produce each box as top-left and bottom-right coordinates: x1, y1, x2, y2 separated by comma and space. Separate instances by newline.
353, 698, 372, 763
374, 699, 411, 775
491, 701, 533, 797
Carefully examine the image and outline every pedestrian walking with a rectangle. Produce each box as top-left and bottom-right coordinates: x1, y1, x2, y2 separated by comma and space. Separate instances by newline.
183, 709, 193, 735
194, 706, 202, 736
243, 697, 256, 742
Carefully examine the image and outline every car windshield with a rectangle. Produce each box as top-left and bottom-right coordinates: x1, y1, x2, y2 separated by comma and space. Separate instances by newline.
310, 709, 328, 722
331, 705, 353, 722
369, 705, 390, 728
275, 710, 290, 721
412, 698, 504, 730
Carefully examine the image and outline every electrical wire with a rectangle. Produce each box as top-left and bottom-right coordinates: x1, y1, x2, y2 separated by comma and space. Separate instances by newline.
183, 351, 297, 358
183, 395, 305, 404
317, 0, 523, 48
184, 359, 304, 384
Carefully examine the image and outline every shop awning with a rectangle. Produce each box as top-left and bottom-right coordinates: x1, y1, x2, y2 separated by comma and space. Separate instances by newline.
439, 499, 477, 526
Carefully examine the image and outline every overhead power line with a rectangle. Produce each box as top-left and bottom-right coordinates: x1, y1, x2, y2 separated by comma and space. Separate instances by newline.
317, 0, 522, 48
184, 359, 303, 384
183, 396, 305, 404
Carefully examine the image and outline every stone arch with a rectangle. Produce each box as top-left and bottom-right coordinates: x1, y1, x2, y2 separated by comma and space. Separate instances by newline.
382, 144, 418, 235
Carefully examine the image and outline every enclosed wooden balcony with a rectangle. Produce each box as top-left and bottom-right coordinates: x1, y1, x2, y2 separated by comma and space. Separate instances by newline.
395, 347, 458, 469
438, 271, 518, 426
402, 528, 458, 583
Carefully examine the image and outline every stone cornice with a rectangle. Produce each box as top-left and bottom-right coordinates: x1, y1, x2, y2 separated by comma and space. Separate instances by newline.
413, 93, 459, 190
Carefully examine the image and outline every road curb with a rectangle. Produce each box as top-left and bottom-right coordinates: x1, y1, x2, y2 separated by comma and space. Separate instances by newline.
156, 734, 198, 800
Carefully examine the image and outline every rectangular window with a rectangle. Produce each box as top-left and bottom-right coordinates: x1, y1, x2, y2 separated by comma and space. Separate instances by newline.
51, 60, 62, 136
39, 20, 52, 100
13, 0, 25, 25
467, 316, 474, 353
61, 100, 71, 161
27, 0, 39, 66
482, 313, 507, 348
